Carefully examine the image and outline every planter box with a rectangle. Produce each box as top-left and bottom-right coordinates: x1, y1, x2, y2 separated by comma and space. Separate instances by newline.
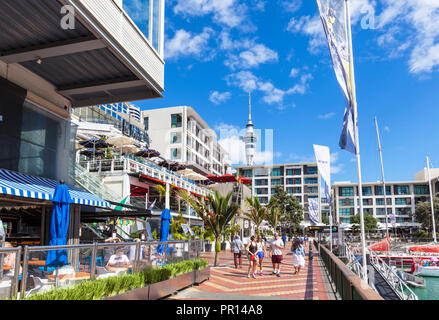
105, 286, 149, 300
148, 272, 193, 300
192, 267, 210, 285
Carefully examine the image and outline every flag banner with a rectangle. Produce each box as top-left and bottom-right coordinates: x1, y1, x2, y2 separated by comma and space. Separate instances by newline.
390, 212, 396, 227
313, 144, 331, 203
316, 0, 357, 154
147, 199, 157, 211
308, 198, 320, 226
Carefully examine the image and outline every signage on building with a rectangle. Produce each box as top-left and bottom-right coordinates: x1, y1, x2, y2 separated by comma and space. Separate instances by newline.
244, 220, 249, 228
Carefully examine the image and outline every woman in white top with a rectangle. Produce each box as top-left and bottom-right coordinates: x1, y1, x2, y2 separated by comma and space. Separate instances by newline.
256, 235, 266, 276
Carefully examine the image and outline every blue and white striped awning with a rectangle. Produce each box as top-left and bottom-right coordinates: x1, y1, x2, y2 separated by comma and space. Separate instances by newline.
0, 169, 111, 208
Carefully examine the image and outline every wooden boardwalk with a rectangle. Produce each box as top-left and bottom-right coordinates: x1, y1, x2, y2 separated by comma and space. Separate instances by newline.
169, 241, 338, 300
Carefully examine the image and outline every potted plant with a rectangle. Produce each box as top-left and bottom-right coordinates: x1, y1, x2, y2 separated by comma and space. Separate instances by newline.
202, 230, 215, 252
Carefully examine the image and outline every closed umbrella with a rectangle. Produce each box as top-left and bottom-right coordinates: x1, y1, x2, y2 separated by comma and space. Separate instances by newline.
46, 184, 72, 267
157, 208, 172, 254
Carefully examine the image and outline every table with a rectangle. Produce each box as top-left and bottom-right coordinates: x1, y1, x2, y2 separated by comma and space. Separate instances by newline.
46, 272, 91, 282
106, 266, 130, 273
24, 260, 46, 266
2, 265, 14, 271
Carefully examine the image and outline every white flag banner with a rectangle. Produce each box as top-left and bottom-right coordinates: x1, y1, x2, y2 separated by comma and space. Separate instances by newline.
390, 212, 396, 228
309, 198, 320, 226
313, 144, 331, 204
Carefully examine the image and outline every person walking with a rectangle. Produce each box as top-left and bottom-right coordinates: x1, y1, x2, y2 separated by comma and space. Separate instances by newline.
291, 238, 306, 275
256, 235, 266, 276
231, 234, 244, 269
304, 234, 309, 246
246, 236, 258, 278
282, 234, 287, 248
270, 233, 284, 277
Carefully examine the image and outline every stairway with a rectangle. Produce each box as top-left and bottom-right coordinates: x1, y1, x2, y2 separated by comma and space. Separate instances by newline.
70, 162, 124, 204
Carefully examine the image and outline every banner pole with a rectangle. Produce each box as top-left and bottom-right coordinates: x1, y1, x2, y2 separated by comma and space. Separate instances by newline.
427, 156, 437, 243
346, 0, 368, 283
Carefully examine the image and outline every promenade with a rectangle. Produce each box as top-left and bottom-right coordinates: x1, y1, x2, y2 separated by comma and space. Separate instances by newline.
170, 241, 338, 300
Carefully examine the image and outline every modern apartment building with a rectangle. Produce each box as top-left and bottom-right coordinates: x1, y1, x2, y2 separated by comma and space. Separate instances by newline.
235, 163, 330, 226
142, 106, 231, 176
331, 167, 439, 229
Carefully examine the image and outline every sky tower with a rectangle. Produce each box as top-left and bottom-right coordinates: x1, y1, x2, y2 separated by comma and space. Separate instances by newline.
242, 90, 257, 166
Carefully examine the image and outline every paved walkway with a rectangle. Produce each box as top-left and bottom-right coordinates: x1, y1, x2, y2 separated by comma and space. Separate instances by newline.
169, 241, 338, 300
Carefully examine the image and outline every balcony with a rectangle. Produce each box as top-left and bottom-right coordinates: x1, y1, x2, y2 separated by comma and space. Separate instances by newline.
0, 0, 164, 108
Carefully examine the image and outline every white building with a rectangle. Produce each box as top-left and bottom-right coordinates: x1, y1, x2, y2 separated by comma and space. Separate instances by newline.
331, 167, 439, 230
235, 163, 330, 226
142, 106, 231, 176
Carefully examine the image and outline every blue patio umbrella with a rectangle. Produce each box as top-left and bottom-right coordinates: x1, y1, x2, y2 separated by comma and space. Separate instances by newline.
46, 184, 72, 267
157, 209, 172, 254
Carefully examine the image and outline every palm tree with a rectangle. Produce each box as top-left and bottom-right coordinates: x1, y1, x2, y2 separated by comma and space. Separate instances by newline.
243, 197, 269, 236
177, 189, 239, 266
266, 206, 280, 233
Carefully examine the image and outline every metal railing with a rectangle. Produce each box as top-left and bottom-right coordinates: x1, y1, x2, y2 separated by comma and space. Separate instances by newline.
368, 249, 418, 300
344, 243, 366, 278
0, 247, 22, 300
318, 242, 384, 300
0, 240, 201, 300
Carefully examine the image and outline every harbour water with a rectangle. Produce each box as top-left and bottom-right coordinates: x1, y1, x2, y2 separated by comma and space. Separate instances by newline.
412, 277, 439, 300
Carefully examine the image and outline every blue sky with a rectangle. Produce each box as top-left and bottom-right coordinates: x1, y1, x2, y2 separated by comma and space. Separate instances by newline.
125, 0, 439, 184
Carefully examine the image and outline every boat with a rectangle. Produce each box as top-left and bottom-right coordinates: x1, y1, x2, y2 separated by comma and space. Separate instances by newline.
413, 264, 439, 277
396, 270, 426, 288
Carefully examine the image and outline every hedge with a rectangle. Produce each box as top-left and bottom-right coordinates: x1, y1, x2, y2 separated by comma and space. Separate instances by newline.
24, 258, 209, 300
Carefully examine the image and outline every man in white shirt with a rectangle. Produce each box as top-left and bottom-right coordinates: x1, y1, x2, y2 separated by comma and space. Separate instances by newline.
106, 249, 131, 268
270, 233, 284, 277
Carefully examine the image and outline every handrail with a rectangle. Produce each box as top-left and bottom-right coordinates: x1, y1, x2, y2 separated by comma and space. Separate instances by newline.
368, 249, 418, 300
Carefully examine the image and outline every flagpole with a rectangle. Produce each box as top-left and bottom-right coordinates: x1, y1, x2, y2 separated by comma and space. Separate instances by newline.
345, 0, 368, 283
427, 156, 437, 243
374, 117, 390, 240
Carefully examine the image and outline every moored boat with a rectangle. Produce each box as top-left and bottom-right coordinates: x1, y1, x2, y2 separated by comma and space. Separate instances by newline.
413, 264, 439, 277
396, 270, 426, 287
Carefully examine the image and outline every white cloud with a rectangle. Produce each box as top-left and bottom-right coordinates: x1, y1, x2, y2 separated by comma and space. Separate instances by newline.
376, 0, 439, 74
318, 112, 336, 120
280, 0, 302, 13
330, 152, 344, 174
165, 28, 215, 60
225, 43, 279, 70
384, 126, 391, 133
289, 68, 300, 77
173, 0, 248, 29
209, 91, 231, 104
225, 71, 312, 107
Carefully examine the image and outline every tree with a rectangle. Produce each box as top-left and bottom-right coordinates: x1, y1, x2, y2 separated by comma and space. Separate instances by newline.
266, 205, 281, 233
414, 197, 439, 235
169, 212, 187, 240
177, 189, 239, 266
243, 197, 269, 236
351, 214, 378, 233
270, 186, 304, 234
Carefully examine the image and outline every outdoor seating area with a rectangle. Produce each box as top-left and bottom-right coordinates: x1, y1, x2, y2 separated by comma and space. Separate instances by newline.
0, 240, 201, 300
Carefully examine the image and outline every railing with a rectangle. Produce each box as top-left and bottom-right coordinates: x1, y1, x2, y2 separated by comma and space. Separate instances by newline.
344, 243, 366, 278
72, 162, 124, 203
318, 243, 384, 300
368, 250, 418, 300
0, 240, 201, 300
78, 156, 213, 197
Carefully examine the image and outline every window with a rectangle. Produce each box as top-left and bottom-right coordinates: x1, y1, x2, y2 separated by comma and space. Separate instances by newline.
271, 168, 281, 177
171, 114, 182, 128
395, 198, 411, 205
170, 148, 181, 160
341, 218, 351, 223
414, 185, 428, 195
395, 185, 410, 195
286, 169, 301, 176
376, 208, 386, 216
304, 178, 318, 184
396, 207, 411, 215
256, 188, 268, 195
339, 198, 354, 206
258, 197, 268, 204
307, 187, 318, 194
254, 167, 269, 177
375, 186, 392, 196
339, 208, 352, 217
143, 117, 149, 131
296, 196, 302, 202
255, 179, 268, 186
170, 132, 181, 144
306, 167, 318, 175
362, 187, 372, 196
340, 187, 354, 197
271, 179, 281, 186
242, 169, 252, 178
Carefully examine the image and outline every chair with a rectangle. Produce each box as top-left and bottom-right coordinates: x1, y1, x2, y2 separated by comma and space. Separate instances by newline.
24, 276, 54, 299
83, 256, 103, 272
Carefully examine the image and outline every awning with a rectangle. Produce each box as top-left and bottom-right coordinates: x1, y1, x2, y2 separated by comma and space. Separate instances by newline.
0, 169, 111, 208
